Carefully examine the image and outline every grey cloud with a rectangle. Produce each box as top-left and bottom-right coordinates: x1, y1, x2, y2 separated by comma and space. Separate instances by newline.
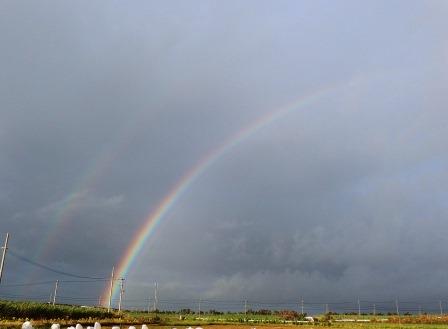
1, 0, 448, 310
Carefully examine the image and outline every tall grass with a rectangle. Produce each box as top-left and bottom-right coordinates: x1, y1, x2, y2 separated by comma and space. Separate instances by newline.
0, 300, 114, 320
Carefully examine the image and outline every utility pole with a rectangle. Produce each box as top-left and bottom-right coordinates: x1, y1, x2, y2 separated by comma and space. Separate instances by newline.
198, 297, 201, 315
153, 282, 158, 312
373, 304, 376, 316
440, 300, 443, 316
52, 280, 59, 306
244, 299, 247, 318
118, 278, 125, 312
0, 233, 9, 284
147, 296, 151, 313
357, 298, 361, 316
107, 266, 115, 313
395, 299, 401, 327
301, 298, 304, 314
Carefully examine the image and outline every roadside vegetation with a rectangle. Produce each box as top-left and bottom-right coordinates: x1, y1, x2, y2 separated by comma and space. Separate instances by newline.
0, 300, 115, 320
4, 300, 448, 328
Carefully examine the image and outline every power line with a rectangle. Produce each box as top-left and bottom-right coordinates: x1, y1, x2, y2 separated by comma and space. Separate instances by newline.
1, 279, 108, 287
1, 292, 446, 314
0, 280, 55, 287
8, 249, 107, 280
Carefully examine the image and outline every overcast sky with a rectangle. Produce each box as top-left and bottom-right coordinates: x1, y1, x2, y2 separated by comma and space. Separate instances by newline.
1, 0, 448, 312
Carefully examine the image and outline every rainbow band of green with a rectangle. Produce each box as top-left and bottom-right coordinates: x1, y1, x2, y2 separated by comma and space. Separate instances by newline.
104, 82, 343, 303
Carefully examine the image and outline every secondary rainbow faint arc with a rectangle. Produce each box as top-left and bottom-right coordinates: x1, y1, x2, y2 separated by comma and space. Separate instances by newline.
24, 121, 139, 294
103, 83, 338, 303
33, 114, 143, 263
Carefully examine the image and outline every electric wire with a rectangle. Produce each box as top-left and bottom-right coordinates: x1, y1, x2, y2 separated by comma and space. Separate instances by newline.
8, 249, 107, 280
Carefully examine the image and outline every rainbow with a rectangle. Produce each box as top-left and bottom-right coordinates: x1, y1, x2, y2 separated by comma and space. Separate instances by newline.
24, 118, 141, 293
33, 114, 147, 262
102, 81, 346, 304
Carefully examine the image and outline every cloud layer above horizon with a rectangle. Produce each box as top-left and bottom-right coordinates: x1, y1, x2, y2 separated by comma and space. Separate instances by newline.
1, 0, 448, 310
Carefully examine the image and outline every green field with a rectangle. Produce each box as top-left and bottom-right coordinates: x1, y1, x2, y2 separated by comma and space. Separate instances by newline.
3, 300, 448, 329
0, 300, 116, 320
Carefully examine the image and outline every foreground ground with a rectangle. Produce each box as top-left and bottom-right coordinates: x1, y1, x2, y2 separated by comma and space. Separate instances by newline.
3, 301, 448, 328
4, 323, 448, 329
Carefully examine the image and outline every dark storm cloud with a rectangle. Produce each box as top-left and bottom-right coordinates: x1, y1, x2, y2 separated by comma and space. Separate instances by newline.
1, 0, 448, 309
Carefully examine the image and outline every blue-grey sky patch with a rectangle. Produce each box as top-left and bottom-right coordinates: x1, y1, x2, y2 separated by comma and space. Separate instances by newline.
1, 0, 448, 311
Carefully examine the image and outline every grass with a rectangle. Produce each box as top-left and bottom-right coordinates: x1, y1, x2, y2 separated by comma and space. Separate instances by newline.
0, 300, 116, 320
3, 300, 448, 329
